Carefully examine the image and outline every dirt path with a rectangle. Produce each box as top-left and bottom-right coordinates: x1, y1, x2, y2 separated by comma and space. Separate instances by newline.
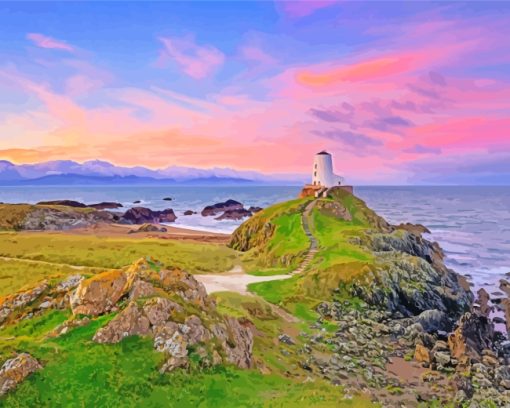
0, 256, 95, 271
196, 200, 318, 296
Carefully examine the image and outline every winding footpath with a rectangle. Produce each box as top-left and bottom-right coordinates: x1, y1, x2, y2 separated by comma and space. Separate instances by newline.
196, 200, 318, 295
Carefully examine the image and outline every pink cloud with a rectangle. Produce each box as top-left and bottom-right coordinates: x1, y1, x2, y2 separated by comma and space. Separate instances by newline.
240, 45, 277, 65
26, 33, 74, 52
158, 35, 225, 79
275, 0, 339, 18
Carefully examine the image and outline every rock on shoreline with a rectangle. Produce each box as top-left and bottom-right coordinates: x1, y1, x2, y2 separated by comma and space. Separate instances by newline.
201, 199, 244, 217
121, 207, 177, 224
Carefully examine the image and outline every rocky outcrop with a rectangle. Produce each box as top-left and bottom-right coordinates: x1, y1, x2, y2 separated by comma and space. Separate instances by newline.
394, 222, 431, 235
0, 353, 42, 396
248, 206, 263, 213
121, 207, 176, 224
88, 202, 123, 210
0, 282, 48, 324
183, 210, 196, 216
163, 197, 172, 201
70, 270, 127, 316
128, 223, 167, 233
448, 311, 495, 362
353, 231, 473, 318
215, 208, 252, 221
211, 317, 254, 369
37, 200, 87, 208
22, 207, 117, 230
93, 302, 151, 343
86, 258, 253, 372
201, 200, 243, 217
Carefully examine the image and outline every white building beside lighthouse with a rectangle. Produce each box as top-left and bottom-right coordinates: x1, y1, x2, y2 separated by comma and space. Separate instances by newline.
312, 151, 344, 187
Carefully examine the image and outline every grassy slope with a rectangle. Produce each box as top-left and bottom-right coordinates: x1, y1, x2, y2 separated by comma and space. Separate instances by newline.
249, 190, 377, 307
230, 198, 311, 274
0, 232, 238, 274
0, 258, 102, 296
1, 298, 371, 407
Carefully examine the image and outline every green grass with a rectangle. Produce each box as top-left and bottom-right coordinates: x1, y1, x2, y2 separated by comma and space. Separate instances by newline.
231, 198, 311, 272
247, 268, 291, 277
0, 232, 238, 274
248, 275, 301, 305
0, 258, 102, 297
1, 306, 372, 408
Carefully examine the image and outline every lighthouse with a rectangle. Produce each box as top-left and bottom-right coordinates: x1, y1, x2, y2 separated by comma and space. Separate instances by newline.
299, 151, 353, 198
312, 151, 344, 187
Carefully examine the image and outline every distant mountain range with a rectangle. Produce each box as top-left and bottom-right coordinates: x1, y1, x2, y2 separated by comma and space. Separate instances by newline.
0, 160, 306, 186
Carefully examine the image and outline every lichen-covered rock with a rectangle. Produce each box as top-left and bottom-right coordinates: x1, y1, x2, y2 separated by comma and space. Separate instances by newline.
55, 274, 83, 293
0, 282, 48, 324
129, 280, 155, 301
158, 268, 209, 308
0, 353, 42, 395
70, 269, 127, 316
153, 323, 188, 357
180, 315, 211, 345
212, 317, 253, 369
93, 302, 151, 343
142, 297, 182, 326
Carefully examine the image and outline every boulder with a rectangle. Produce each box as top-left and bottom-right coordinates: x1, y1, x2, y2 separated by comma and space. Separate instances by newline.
414, 344, 431, 365
129, 223, 167, 233
0, 353, 42, 396
500, 279, 510, 297
201, 200, 243, 217
211, 317, 253, 369
121, 207, 176, 224
93, 302, 151, 343
158, 268, 209, 308
180, 315, 211, 344
475, 288, 492, 317
183, 210, 196, 216
129, 280, 155, 301
142, 297, 182, 326
70, 269, 127, 316
88, 202, 123, 210
162, 197, 173, 201
448, 312, 495, 362
215, 208, 252, 221
416, 309, 452, 334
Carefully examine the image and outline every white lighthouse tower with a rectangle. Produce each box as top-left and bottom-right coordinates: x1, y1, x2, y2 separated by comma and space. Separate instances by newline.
312, 151, 344, 187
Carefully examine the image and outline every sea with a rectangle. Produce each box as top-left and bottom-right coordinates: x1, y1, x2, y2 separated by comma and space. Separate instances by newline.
0, 185, 508, 294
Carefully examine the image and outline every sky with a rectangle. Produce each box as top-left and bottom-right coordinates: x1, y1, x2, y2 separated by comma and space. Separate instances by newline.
0, 1, 509, 184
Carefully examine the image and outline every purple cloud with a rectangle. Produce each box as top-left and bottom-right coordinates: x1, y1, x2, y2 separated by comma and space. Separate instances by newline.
404, 144, 441, 154
313, 129, 382, 156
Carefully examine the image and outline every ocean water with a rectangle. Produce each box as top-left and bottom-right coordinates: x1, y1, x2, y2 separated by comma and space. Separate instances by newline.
356, 186, 510, 295
0, 185, 508, 293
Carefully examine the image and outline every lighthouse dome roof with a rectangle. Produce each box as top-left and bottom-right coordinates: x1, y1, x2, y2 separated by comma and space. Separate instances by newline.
316, 151, 330, 155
